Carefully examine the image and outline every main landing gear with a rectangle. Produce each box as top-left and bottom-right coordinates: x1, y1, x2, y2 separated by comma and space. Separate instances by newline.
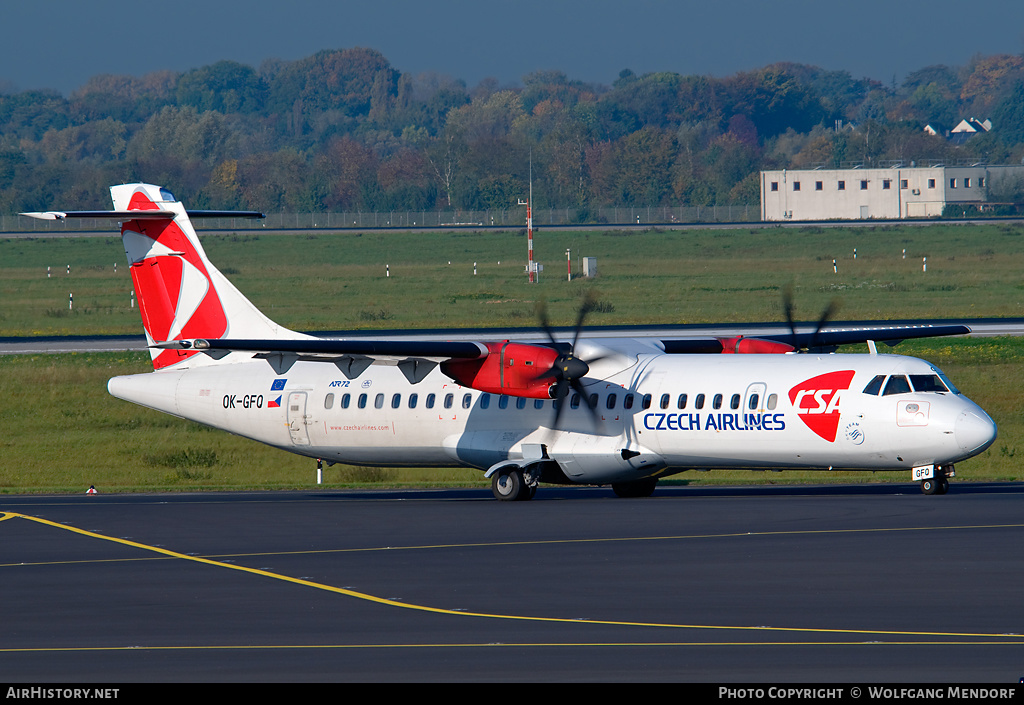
491, 467, 537, 501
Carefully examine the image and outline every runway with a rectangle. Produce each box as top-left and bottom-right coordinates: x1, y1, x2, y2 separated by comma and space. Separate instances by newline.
3, 484, 1024, 682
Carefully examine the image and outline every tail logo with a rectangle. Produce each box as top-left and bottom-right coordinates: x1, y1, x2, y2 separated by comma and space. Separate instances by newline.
123, 193, 227, 369
788, 370, 855, 442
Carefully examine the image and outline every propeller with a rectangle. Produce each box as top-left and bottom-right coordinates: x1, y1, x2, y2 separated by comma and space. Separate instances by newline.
782, 284, 839, 353
534, 294, 604, 430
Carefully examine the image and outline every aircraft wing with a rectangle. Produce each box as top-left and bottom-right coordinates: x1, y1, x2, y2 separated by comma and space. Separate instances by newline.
155, 321, 971, 381
661, 323, 973, 354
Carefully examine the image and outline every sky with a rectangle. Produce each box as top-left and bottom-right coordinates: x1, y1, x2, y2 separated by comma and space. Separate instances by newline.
3, 1, 1024, 95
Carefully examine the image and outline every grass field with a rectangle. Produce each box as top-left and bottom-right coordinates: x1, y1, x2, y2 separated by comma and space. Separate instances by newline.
1, 223, 1022, 493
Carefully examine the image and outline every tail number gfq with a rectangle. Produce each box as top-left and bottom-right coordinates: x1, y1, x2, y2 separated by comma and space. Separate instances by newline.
223, 394, 263, 409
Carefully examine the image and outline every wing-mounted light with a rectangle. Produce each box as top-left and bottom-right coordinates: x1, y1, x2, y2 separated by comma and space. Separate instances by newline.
717, 336, 796, 354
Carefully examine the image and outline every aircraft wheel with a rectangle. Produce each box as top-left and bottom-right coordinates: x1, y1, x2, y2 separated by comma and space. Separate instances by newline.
612, 478, 658, 498
939, 477, 950, 494
492, 468, 527, 501
921, 478, 939, 495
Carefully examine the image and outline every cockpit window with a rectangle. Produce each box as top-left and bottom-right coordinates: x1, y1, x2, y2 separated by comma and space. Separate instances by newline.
882, 375, 912, 396
862, 375, 885, 396
910, 375, 949, 393
934, 368, 961, 395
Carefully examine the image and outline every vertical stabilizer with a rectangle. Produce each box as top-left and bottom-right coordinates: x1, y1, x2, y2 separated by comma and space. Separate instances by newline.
111, 184, 305, 369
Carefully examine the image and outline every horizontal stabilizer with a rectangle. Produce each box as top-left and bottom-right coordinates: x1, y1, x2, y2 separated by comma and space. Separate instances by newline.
22, 210, 265, 220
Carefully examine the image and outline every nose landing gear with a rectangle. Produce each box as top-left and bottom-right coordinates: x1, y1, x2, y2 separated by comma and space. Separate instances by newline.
918, 464, 953, 495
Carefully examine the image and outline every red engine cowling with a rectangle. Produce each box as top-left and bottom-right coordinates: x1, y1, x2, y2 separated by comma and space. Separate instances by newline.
717, 336, 796, 354
441, 341, 560, 398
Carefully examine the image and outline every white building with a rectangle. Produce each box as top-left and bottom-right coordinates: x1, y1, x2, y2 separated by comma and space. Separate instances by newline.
760, 165, 1024, 221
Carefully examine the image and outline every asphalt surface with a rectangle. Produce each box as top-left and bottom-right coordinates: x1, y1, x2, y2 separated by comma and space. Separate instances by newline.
3, 483, 1024, 683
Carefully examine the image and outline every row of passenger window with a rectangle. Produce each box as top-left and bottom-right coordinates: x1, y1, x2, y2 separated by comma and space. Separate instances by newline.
323, 390, 780, 412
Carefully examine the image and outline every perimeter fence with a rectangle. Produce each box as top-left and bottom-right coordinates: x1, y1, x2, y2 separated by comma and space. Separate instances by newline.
0, 204, 757, 233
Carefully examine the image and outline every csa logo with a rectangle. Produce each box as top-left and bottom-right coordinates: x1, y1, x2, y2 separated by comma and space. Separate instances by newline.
788, 370, 856, 443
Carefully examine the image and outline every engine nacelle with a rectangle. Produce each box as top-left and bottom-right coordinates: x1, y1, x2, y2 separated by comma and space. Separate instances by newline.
441, 341, 560, 398
438, 342, 561, 399
717, 336, 796, 354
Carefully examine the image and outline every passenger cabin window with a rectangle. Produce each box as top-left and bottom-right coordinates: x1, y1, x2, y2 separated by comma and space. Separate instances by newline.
694, 394, 705, 409
570, 394, 580, 409
375, 393, 384, 409
660, 394, 670, 410
444, 393, 454, 409
862, 375, 885, 396
767, 394, 778, 410
642, 394, 652, 409
426, 393, 435, 409
677, 394, 688, 409
498, 395, 509, 409
910, 375, 948, 393
712, 394, 723, 410
882, 375, 912, 396
391, 393, 401, 409
464, 394, 473, 409
730, 394, 740, 410
534, 399, 544, 410
747, 393, 759, 411
341, 393, 350, 409
358, 393, 367, 409
479, 394, 490, 409
409, 393, 418, 409
623, 394, 634, 410
516, 397, 526, 410
324, 393, 334, 410
606, 393, 617, 410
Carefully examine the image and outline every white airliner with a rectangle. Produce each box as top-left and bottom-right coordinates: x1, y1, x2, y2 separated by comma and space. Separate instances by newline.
25, 184, 997, 500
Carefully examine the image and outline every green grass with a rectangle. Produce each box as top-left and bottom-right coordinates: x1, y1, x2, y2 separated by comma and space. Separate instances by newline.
1, 223, 1023, 493
3, 222, 1024, 336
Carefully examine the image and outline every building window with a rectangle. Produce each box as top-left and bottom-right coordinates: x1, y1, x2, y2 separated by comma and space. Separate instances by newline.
771, 181, 779, 191
979, 177, 985, 187
900, 179, 908, 189
793, 182, 801, 191
964, 177, 971, 188
882, 179, 891, 190
928, 179, 935, 189
815, 181, 823, 191
837, 181, 845, 190
950, 178, 957, 188
860, 180, 868, 190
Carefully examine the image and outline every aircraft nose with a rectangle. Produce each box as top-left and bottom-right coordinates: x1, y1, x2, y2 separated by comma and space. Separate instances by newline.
955, 409, 997, 454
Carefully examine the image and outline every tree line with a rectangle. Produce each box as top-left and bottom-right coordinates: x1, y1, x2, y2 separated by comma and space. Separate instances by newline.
2, 48, 1024, 216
